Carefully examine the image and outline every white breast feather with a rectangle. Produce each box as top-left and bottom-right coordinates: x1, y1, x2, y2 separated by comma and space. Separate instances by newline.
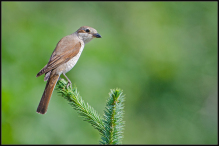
62, 43, 85, 74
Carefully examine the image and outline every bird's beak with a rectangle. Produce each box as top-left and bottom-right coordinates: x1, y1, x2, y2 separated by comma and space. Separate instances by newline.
93, 33, 101, 38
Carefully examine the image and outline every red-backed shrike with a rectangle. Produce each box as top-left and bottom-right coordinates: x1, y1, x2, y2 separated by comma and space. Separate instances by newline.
36, 26, 101, 114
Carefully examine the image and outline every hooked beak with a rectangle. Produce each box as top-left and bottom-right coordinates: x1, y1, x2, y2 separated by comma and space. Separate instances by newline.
93, 33, 101, 38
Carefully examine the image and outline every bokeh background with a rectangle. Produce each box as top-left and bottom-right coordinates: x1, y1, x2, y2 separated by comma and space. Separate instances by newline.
2, 2, 217, 144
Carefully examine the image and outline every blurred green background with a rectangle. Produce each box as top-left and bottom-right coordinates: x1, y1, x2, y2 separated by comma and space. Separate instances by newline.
2, 2, 217, 144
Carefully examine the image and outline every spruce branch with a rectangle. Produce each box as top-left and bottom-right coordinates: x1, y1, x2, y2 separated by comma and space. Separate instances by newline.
101, 89, 125, 144
56, 79, 105, 135
56, 79, 125, 144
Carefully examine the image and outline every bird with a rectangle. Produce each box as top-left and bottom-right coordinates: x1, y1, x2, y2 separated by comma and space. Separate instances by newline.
36, 26, 101, 114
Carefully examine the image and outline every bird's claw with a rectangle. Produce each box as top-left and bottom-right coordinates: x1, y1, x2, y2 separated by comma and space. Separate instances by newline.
66, 81, 72, 89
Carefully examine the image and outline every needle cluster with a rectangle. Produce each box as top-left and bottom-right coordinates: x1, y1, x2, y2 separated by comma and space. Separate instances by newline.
56, 79, 125, 144
101, 89, 125, 144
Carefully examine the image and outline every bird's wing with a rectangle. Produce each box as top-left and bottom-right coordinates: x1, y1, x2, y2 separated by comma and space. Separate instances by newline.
36, 35, 82, 77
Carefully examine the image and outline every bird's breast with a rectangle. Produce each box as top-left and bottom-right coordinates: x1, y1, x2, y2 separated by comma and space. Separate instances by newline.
62, 43, 84, 74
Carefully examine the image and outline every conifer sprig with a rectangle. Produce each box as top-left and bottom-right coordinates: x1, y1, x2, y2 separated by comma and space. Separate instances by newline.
100, 89, 125, 144
56, 79, 125, 144
56, 79, 105, 135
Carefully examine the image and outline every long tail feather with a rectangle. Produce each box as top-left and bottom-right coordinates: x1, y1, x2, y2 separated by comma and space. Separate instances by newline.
36, 73, 59, 114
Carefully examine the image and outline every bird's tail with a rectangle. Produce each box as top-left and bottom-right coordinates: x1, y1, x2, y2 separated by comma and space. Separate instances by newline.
36, 73, 59, 114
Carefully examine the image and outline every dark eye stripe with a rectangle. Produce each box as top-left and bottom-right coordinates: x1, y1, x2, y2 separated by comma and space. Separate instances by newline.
85, 29, 90, 33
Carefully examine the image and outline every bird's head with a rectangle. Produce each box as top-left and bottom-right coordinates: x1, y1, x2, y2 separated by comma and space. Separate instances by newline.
77, 26, 101, 44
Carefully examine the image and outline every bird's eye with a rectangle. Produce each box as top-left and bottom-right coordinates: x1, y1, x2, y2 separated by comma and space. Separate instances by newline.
85, 29, 90, 33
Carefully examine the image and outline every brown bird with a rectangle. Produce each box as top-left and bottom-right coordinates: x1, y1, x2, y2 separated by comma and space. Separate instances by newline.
36, 26, 101, 114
